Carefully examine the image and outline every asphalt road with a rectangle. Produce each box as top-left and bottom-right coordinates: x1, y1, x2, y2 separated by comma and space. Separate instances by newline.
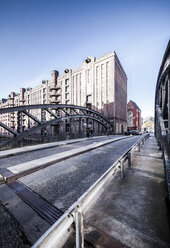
0, 135, 142, 247
0, 136, 120, 168
19, 135, 141, 211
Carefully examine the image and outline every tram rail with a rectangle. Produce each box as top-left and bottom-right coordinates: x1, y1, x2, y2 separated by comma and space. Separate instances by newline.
32, 134, 149, 248
0, 135, 132, 184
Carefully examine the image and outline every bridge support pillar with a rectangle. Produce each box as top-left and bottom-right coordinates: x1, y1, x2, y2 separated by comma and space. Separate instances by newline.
75, 211, 84, 248
79, 118, 82, 138
128, 152, 131, 168
17, 111, 23, 133
137, 143, 140, 152
41, 109, 46, 142
168, 73, 170, 144
17, 111, 24, 147
120, 160, 125, 180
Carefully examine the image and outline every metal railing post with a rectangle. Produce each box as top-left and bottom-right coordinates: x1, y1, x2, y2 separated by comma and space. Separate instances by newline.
137, 143, 140, 152
120, 160, 124, 180
75, 211, 84, 248
128, 152, 131, 168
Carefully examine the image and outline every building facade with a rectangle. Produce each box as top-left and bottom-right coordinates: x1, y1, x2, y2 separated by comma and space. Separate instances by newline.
127, 100, 141, 131
0, 51, 127, 137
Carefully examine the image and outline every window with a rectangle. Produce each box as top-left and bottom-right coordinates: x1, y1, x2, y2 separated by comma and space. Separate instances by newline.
73, 76, 75, 103
80, 73, 82, 104
65, 79, 69, 85
96, 66, 99, 103
76, 74, 78, 105
106, 62, 109, 99
101, 64, 104, 101
86, 95, 91, 103
86, 95, 91, 109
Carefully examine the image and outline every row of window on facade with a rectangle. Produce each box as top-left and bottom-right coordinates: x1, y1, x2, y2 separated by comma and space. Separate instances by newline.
1, 61, 111, 108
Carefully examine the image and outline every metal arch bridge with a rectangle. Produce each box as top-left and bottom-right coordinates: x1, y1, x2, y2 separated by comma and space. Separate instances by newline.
155, 40, 170, 145
0, 104, 114, 148
155, 40, 170, 202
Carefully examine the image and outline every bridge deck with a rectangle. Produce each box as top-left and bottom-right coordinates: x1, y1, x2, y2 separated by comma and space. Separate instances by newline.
85, 135, 170, 248
0, 135, 105, 158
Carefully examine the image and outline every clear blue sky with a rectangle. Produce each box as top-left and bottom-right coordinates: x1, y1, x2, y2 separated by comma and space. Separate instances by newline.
0, 0, 170, 118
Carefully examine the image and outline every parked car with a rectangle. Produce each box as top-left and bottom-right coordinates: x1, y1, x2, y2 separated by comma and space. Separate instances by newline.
124, 130, 141, 135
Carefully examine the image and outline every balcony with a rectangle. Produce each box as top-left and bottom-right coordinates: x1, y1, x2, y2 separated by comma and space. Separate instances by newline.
8, 96, 14, 100
50, 100, 61, 104
50, 93, 61, 97
49, 86, 61, 91
19, 99, 26, 103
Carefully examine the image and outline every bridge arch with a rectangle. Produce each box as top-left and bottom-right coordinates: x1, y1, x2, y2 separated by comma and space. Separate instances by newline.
0, 104, 114, 149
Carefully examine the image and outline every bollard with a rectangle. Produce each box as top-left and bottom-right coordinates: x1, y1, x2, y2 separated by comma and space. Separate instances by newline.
128, 152, 131, 168
75, 211, 84, 248
120, 160, 124, 180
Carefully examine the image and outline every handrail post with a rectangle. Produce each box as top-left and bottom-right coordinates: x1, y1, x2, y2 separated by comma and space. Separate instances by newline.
128, 152, 131, 168
137, 143, 140, 152
75, 211, 84, 248
120, 160, 124, 180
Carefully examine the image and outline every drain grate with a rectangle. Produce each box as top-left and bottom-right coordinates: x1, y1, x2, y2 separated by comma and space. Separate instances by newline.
8, 180, 64, 225
84, 222, 130, 248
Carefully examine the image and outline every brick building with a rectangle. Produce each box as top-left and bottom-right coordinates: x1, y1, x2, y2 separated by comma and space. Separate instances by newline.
0, 51, 127, 137
127, 100, 141, 131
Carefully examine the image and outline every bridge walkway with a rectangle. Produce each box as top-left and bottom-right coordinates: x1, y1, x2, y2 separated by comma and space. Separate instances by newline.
84, 135, 170, 248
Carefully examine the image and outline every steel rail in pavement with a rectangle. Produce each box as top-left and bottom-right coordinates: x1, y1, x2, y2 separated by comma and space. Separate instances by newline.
32, 134, 149, 248
0, 136, 131, 184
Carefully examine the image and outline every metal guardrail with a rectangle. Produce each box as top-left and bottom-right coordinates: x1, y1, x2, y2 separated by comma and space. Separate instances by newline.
32, 134, 149, 248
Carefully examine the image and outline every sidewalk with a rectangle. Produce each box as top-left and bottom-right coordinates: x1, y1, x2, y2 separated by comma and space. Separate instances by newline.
85, 135, 170, 248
